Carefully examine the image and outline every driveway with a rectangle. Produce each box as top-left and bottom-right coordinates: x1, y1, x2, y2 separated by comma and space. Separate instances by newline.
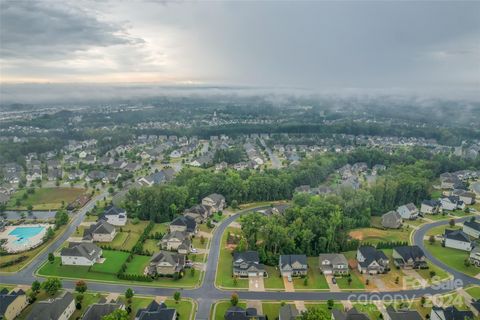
325, 274, 340, 292
283, 276, 295, 292
249, 276, 265, 292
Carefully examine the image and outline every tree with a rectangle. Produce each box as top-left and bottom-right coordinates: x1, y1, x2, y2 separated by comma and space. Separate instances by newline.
230, 292, 239, 306
75, 280, 87, 293
31, 280, 41, 293
327, 300, 334, 310
231, 200, 239, 209
421, 296, 426, 307
55, 209, 69, 228
347, 276, 352, 286
449, 219, 455, 227
428, 235, 435, 245
125, 288, 134, 303
43, 227, 55, 241
42, 278, 62, 296
300, 308, 330, 320
173, 291, 181, 304
303, 276, 308, 286
48, 252, 55, 263
102, 309, 129, 320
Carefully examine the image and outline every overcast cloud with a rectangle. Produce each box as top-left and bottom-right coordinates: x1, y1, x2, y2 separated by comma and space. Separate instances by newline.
0, 0, 479, 97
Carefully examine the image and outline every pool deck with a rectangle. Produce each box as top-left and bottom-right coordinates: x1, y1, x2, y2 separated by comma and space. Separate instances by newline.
0, 224, 54, 253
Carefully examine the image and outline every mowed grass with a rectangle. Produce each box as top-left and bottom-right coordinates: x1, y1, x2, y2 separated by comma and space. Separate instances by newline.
148, 223, 168, 236
125, 255, 150, 274
354, 303, 381, 319
426, 225, 461, 237
70, 292, 103, 320
425, 241, 479, 276
119, 297, 194, 320
213, 301, 246, 320
466, 285, 480, 299
7, 187, 86, 210
215, 227, 248, 289
293, 257, 328, 290
142, 239, 159, 254
335, 272, 365, 290
348, 227, 410, 245
264, 265, 285, 289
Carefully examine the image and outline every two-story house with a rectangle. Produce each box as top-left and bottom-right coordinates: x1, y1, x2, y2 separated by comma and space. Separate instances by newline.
145, 251, 185, 276
202, 193, 226, 213
232, 251, 266, 278
60, 242, 102, 266
279, 255, 308, 278
392, 245, 428, 269
356, 246, 389, 274
83, 220, 117, 242
318, 253, 349, 275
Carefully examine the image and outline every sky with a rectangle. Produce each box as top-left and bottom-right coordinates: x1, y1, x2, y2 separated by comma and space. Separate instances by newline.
0, 0, 479, 97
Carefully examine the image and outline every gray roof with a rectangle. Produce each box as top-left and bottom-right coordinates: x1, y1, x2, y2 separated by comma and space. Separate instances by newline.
61, 242, 101, 261
331, 307, 369, 320
381, 211, 402, 228
444, 229, 471, 243
431, 306, 474, 320
279, 255, 307, 270
464, 220, 480, 232
386, 306, 422, 320
279, 304, 299, 320
170, 216, 197, 233
0, 289, 26, 316
136, 300, 177, 320
82, 303, 123, 320
319, 253, 348, 266
358, 246, 388, 267
83, 220, 115, 239
26, 292, 74, 320
103, 205, 126, 217
393, 246, 425, 261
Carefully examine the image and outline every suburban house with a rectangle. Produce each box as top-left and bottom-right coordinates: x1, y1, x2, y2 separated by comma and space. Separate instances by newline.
278, 305, 299, 320
26, 292, 75, 320
224, 306, 266, 320
201, 193, 226, 212
82, 302, 125, 320
183, 204, 211, 223
452, 189, 476, 205
169, 216, 197, 235
440, 196, 465, 211
0, 289, 28, 320
397, 203, 419, 220
420, 200, 442, 215
145, 251, 185, 276
60, 242, 102, 266
331, 307, 369, 320
386, 306, 422, 320
232, 251, 266, 277
135, 300, 177, 320
160, 231, 191, 254
279, 255, 308, 277
83, 220, 117, 242
470, 246, 480, 267
137, 169, 174, 187
392, 245, 428, 269
318, 253, 349, 275
356, 246, 389, 274
381, 211, 402, 229
463, 219, 480, 239
430, 306, 474, 320
443, 229, 473, 251
100, 205, 127, 226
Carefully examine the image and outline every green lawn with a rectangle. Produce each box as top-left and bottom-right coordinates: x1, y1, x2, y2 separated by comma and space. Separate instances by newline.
348, 227, 410, 245
426, 225, 460, 237
213, 301, 246, 320
425, 241, 479, 276
125, 255, 150, 274
70, 292, 103, 320
354, 303, 381, 319
335, 272, 365, 290
109, 232, 130, 248
7, 187, 86, 210
293, 257, 328, 290
90, 250, 130, 273
192, 236, 208, 249
466, 285, 480, 299
215, 227, 248, 289
142, 239, 159, 254
416, 261, 451, 284
262, 303, 282, 319
263, 265, 285, 289
148, 223, 168, 236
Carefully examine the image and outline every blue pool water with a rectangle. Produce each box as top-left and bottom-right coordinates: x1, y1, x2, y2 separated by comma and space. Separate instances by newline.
8, 226, 45, 245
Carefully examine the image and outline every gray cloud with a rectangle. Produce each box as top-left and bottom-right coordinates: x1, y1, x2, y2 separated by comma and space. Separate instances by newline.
0, 0, 143, 59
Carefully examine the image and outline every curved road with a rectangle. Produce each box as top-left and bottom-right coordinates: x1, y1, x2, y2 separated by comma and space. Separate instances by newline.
1, 201, 479, 319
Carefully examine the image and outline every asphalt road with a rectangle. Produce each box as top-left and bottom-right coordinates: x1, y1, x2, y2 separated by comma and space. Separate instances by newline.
1, 202, 479, 320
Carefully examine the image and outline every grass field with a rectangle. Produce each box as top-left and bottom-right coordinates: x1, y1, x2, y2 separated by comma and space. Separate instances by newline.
0, 224, 68, 273
215, 226, 248, 289
192, 236, 208, 249
148, 223, 168, 236
263, 266, 285, 289
348, 227, 410, 245
426, 224, 461, 237
142, 239, 159, 254
425, 241, 479, 276
335, 272, 365, 290
466, 285, 480, 299
125, 255, 150, 274
353, 303, 381, 319
7, 187, 86, 210
293, 257, 328, 290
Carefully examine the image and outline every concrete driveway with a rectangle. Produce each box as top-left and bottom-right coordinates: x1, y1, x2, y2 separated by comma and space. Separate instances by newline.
248, 276, 265, 291
325, 274, 340, 292
283, 276, 295, 292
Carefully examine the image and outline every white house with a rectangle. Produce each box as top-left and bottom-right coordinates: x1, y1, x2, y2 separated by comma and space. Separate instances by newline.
440, 196, 465, 211
463, 220, 480, 239
60, 242, 102, 266
420, 200, 441, 215
452, 189, 476, 205
443, 229, 472, 251
101, 205, 127, 226
397, 203, 419, 220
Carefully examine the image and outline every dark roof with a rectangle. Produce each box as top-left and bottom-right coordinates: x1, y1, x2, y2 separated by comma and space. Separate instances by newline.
26, 292, 74, 320
279, 304, 299, 320
331, 307, 369, 320
103, 205, 126, 217
224, 306, 265, 320
464, 220, 480, 232
0, 289, 26, 316
61, 242, 101, 260
358, 246, 388, 264
82, 303, 123, 320
393, 246, 425, 261
431, 306, 474, 320
135, 300, 176, 320
386, 305, 422, 320
422, 199, 441, 207
171, 216, 197, 233
279, 255, 307, 270
233, 251, 259, 264
83, 220, 115, 239
444, 229, 471, 243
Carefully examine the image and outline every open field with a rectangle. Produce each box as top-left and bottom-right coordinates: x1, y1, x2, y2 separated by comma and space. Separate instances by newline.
142, 239, 159, 253
125, 255, 150, 274
0, 224, 68, 273
348, 227, 410, 245
425, 241, 479, 277
7, 187, 86, 210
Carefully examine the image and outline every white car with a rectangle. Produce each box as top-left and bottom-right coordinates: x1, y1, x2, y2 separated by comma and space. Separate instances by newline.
190, 248, 198, 253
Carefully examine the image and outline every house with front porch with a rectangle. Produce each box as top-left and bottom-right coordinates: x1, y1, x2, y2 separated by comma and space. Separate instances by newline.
279, 255, 307, 277
318, 253, 349, 275
232, 251, 266, 277
356, 246, 389, 274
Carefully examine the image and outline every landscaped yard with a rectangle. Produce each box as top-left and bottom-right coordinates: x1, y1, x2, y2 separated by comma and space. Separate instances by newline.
192, 236, 208, 249
353, 303, 380, 319
424, 241, 479, 277
125, 255, 150, 274
263, 265, 284, 289
215, 226, 248, 289
142, 239, 159, 254
335, 272, 365, 290
7, 187, 86, 210
118, 296, 194, 320
213, 301, 246, 320
293, 257, 328, 290
466, 285, 480, 299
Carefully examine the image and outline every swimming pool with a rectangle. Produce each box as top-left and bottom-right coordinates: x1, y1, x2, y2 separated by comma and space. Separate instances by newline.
8, 226, 46, 245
